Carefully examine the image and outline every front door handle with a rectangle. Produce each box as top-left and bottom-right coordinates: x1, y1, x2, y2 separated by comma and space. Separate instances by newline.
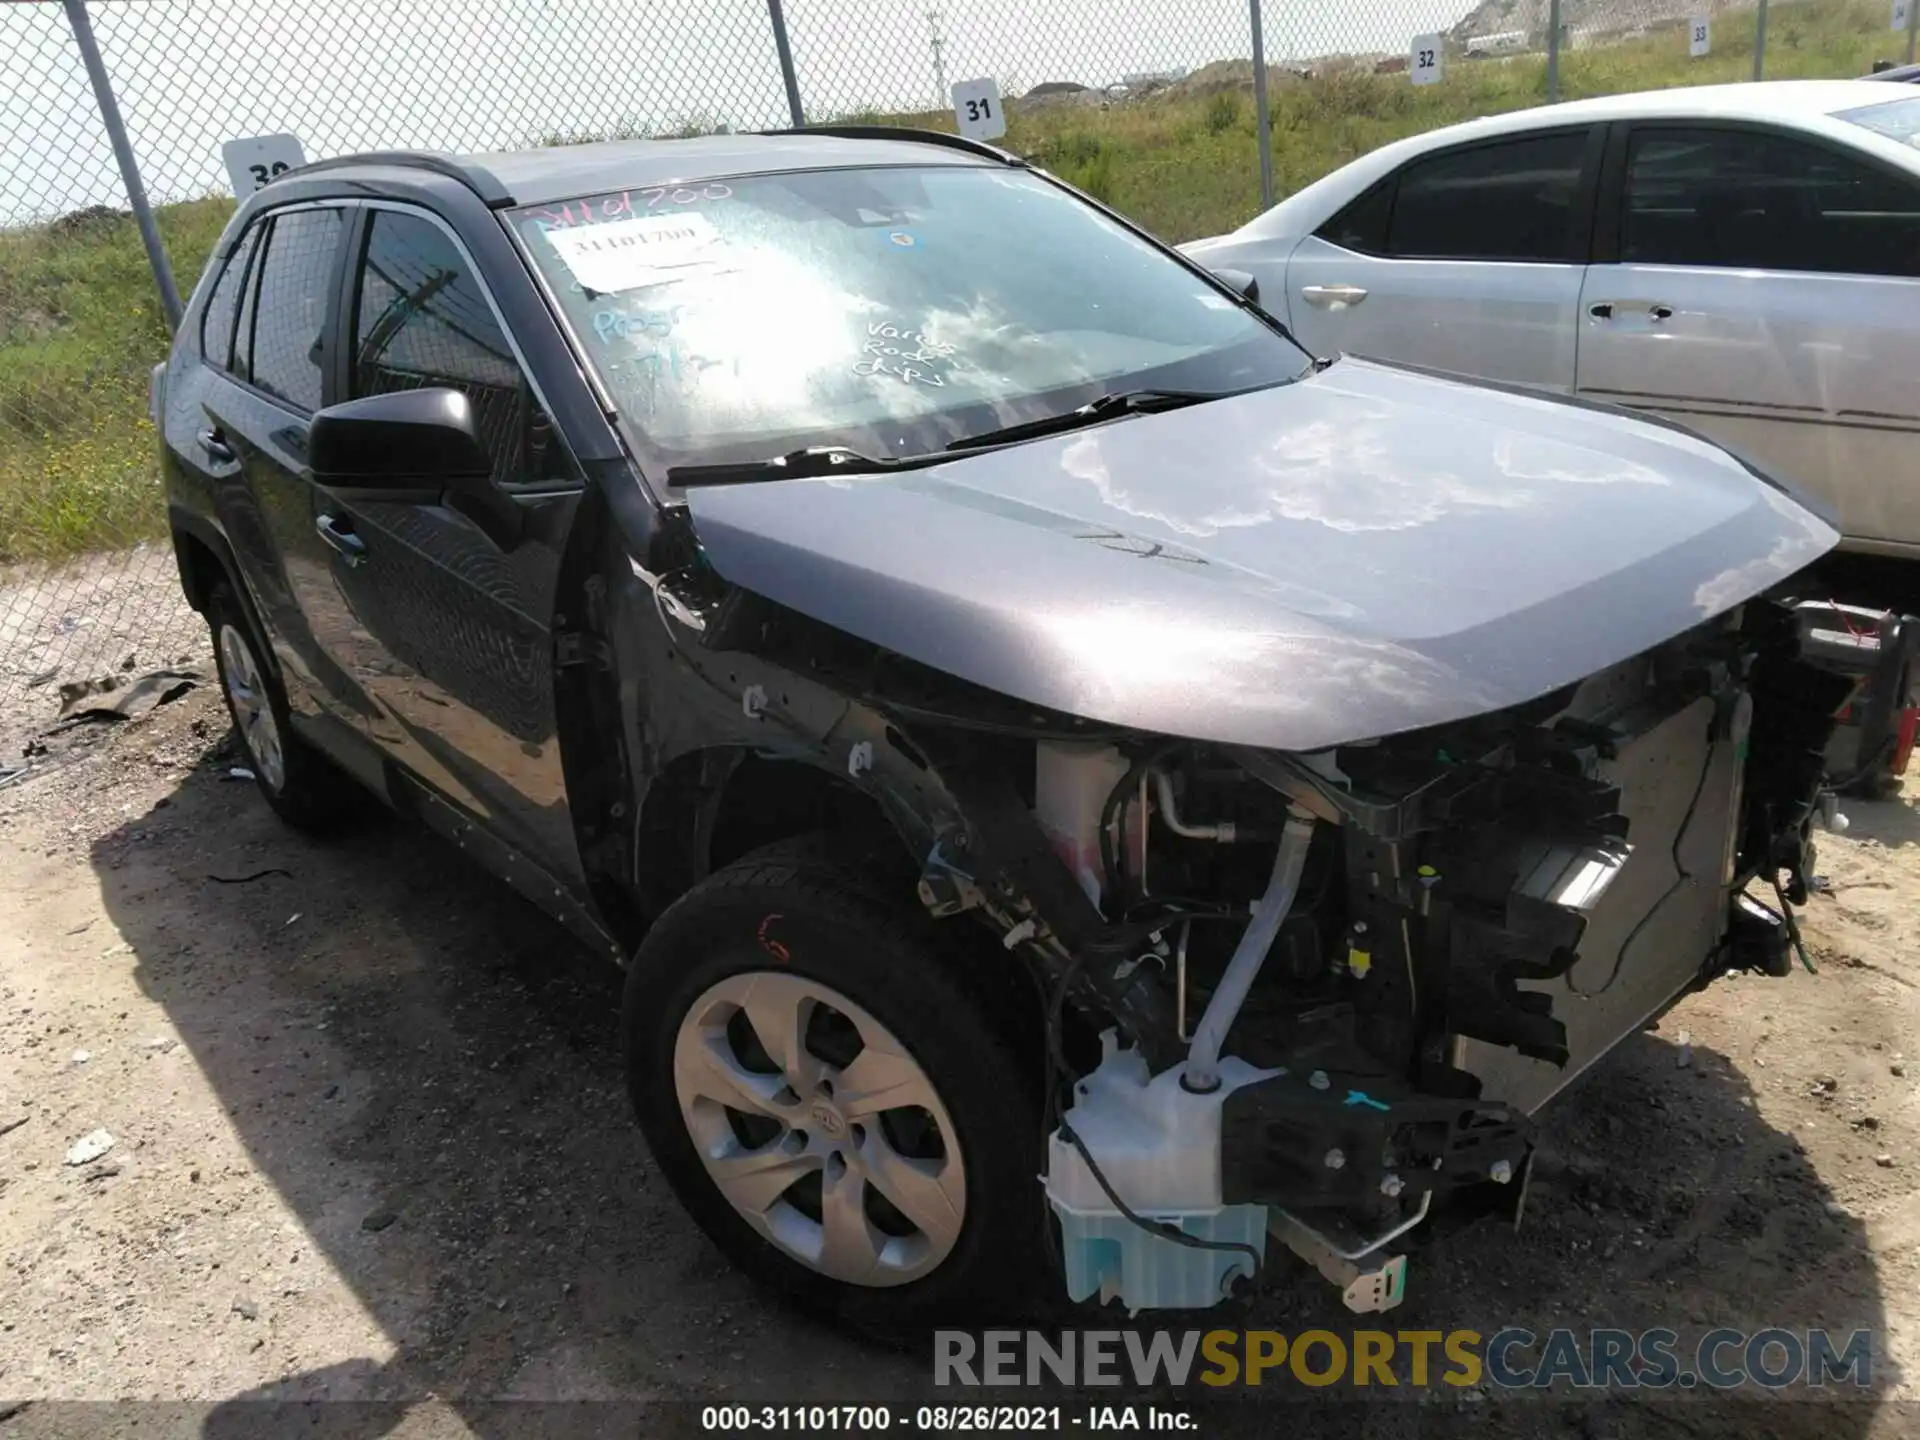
198, 427, 236, 464
1588, 301, 1614, 320
315, 512, 367, 568
1301, 283, 1369, 309
1649, 303, 1674, 322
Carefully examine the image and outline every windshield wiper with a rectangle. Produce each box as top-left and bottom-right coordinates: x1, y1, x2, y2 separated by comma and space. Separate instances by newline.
944, 387, 1231, 452
669, 387, 1245, 488
668, 445, 948, 489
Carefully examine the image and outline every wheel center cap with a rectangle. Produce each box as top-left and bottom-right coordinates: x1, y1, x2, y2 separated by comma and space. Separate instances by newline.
809, 1101, 845, 1138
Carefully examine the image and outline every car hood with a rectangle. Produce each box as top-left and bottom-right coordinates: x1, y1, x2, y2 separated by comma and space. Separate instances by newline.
684, 358, 1837, 751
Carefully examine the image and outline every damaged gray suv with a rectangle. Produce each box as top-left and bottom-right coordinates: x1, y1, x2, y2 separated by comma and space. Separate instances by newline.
157, 127, 1850, 1329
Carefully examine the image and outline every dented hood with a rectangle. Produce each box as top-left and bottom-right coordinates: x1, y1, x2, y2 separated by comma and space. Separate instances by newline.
684, 359, 1838, 751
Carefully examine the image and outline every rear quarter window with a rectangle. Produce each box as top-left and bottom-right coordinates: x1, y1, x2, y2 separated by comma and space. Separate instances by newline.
199, 224, 261, 372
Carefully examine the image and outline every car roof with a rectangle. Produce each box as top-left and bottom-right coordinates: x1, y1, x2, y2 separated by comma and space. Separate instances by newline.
1218, 80, 1919, 243
291, 131, 997, 210
1475, 77, 1909, 128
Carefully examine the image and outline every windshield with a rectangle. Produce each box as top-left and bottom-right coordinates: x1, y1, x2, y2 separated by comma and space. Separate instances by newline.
1838, 96, 1920, 150
511, 164, 1312, 474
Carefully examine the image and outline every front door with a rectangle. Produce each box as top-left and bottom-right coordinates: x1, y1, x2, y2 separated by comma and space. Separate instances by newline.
307, 204, 587, 882
1285, 126, 1599, 390
1575, 123, 1920, 550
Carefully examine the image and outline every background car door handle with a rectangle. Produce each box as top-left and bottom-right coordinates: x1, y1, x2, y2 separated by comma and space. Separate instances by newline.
198, 428, 236, 464
315, 513, 367, 568
1588, 302, 1614, 320
1301, 284, 1369, 309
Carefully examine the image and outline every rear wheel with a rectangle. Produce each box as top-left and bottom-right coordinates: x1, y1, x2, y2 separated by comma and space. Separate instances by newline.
207, 583, 357, 832
623, 846, 1045, 1334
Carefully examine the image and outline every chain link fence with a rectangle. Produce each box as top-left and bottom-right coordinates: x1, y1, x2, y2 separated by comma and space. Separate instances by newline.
2, 0, 1911, 735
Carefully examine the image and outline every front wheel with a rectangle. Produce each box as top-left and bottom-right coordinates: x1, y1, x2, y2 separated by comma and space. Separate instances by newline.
622, 847, 1045, 1334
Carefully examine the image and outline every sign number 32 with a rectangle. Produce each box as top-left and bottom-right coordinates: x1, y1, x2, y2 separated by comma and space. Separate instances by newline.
951, 77, 1006, 140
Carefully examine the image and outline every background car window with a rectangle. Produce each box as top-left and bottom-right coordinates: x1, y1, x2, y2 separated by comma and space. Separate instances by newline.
1839, 96, 1920, 152
1624, 127, 1920, 276
353, 210, 570, 488
1385, 131, 1588, 262
199, 224, 259, 372
247, 208, 343, 411
1315, 179, 1393, 254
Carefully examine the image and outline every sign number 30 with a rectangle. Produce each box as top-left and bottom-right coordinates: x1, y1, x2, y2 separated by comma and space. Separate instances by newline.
221, 133, 308, 198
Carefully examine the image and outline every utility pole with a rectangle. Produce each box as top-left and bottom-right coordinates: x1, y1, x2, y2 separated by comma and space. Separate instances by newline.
928, 9, 948, 111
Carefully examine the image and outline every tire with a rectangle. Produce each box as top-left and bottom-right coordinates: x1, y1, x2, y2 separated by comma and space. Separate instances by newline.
206, 583, 358, 833
623, 845, 1047, 1337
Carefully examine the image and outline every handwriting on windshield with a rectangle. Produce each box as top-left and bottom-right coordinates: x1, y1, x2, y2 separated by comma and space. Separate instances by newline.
855, 321, 955, 388
528, 183, 732, 231
593, 306, 680, 343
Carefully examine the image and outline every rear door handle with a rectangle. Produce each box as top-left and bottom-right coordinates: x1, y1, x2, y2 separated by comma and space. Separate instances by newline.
1587, 302, 1614, 320
1649, 303, 1674, 322
315, 512, 367, 568
198, 427, 236, 464
1301, 284, 1369, 309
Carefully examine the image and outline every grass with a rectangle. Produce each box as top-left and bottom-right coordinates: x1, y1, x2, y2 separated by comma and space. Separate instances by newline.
0, 0, 1903, 561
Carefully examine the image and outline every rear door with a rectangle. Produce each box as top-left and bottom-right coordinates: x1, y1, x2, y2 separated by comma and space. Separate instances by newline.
197, 204, 365, 737
1284, 125, 1602, 389
1576, 122, 1920, 549
307, 203, 588, 881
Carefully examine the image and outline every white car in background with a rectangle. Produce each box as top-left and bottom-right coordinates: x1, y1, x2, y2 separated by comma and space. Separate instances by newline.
1183, 81, 1920, 561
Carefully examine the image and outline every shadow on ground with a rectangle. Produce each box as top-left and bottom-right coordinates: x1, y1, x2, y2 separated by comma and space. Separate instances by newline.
86, 747, 1895, 1440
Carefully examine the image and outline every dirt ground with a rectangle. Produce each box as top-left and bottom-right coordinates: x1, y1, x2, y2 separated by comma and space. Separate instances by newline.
1, 684, 1916, 1439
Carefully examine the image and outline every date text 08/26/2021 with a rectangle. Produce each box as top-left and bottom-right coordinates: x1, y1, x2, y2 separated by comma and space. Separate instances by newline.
701, 1407, 1190, 1433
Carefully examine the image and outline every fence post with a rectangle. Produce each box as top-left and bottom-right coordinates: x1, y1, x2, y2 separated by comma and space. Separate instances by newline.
61, 0, 181, 332
1547, 0, 1562, 103
1752, 0, 1769, 80
1250, 0, 1274, 211
766, 0, 806, 128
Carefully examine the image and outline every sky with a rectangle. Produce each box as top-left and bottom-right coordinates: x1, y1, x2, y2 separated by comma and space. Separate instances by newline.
2, 0, 1477, 226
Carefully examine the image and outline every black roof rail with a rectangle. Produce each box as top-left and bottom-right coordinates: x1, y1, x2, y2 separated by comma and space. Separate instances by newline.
275, 151, 516, 207
757, 124, 1024, 166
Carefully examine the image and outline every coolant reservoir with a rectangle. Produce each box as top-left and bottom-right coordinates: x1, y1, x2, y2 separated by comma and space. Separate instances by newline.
1034, 743, 1132, 908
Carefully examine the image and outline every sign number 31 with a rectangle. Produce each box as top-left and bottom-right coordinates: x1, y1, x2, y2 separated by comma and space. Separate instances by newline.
951, 77, 1006, 141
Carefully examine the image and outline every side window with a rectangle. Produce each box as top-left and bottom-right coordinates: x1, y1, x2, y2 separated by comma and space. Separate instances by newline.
247, 208, 344, 411
199, 224, 260, 371
1316, 179, 1392, 255
1624, 127, 1920, 277
1385, 130, 1590, 262
352, 209, 571, 488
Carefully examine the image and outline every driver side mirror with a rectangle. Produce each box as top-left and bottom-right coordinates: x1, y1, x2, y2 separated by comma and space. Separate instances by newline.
309, 387, 522, 549
1211, 267, 1260, 304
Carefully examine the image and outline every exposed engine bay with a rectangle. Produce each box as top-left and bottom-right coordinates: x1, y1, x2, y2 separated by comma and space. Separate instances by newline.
923, 594, 1851, 1315
643, 550, 1858, 1317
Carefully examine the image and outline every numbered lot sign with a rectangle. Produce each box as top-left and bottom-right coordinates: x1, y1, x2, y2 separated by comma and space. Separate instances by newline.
951, 78, 1006, 141
222, 134, 307, 196
1689, 15, 1711, 56
1411, 35, 1443, 85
